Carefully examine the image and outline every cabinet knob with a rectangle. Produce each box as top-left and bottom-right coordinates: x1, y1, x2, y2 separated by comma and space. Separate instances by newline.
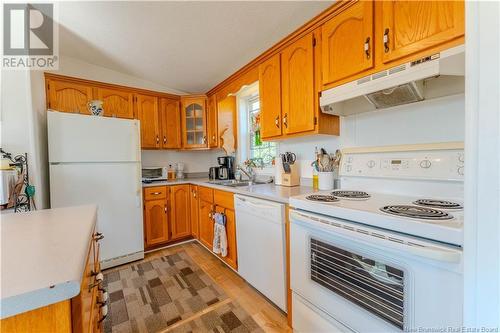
283, 113, 288, 128
163, 136, 167, 144
383, 28, 390, 53
212, 135, 216, 142
364, 37, 371, 59
203, 136, 207, 144
156, 135, 160, 144
164, 205, 167, 213
275, 116, 280, 128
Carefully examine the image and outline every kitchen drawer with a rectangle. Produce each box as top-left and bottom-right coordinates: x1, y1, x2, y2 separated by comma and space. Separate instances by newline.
214, 190, 234, 210
144, 186, 167, 200
198, 186, 214, 203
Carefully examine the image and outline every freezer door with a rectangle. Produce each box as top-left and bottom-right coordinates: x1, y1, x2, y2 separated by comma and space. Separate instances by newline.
50, 163, 143, 263
47, 111, 140, 163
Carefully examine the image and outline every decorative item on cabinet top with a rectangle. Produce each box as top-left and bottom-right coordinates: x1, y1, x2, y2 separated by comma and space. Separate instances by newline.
87, 100, 104, 116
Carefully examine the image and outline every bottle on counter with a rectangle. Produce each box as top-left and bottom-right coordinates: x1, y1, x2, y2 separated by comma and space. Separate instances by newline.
312, 169, 319, 190
312, 146, 319, 190
168, 164, 176, 180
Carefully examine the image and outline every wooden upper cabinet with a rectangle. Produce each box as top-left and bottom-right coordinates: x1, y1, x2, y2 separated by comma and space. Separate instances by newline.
321, 1, 374, 86
181, 96, 208, 149
95, 87, 134, 119
159, 98, 181, 149
136, 94, 160, 149
259, 53, 282, 139
47, 79, 93, 114
169, 185, 191, 240
144, 198, 169, 247
380, 1, 465, 63
207, 95, 218, 148
281, 33, 315, 135
217, 96, 237, 150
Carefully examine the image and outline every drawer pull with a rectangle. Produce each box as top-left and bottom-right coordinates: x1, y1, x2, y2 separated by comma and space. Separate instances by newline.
151, 191, 162, 195
88, 280, 102, 291
93, 232, 104, 241
101, 290, 109, 303
95, 272, 104, 282
98, 304, 108, 323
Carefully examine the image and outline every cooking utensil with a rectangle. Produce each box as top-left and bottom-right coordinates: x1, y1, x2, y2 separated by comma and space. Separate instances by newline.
281, 152, 296, 173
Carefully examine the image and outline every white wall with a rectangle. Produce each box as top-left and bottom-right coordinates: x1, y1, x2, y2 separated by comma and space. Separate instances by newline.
278, 94, 465, 179
141, 149, 221, 174
1, 70, 48, 208
49, 56, 187, 95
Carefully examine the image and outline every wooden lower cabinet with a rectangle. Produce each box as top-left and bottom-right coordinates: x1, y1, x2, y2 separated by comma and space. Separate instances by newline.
198, 187, 238, 270
144, 198, 169, 247
142, 185, 237, 268
0, 231, 104, 333
143, 185, 193, 249
170, 185, 191, 239
198, 195, 214, 249
190, 185, 200, 239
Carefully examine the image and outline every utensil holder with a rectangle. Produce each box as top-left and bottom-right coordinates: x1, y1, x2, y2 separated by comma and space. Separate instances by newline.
318, 172, 334, 190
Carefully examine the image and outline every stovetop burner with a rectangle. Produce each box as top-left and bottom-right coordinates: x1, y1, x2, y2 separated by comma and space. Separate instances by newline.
331, 190, 371, 199
413, 199, 463, 210
380, 205, 453, 220
305, 194, 340, 202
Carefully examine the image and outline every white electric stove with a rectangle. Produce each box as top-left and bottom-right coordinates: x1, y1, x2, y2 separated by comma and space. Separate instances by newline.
289, 143, 465, 333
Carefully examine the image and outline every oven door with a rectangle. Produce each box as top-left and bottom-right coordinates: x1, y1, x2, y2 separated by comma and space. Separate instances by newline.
289, 209, 463, 332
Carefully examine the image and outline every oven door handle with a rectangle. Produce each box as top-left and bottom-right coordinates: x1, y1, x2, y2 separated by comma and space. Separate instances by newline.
290, 210, 461, 263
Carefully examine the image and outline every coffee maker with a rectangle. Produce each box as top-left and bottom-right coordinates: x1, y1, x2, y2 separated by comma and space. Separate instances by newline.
217, 156, 235, 180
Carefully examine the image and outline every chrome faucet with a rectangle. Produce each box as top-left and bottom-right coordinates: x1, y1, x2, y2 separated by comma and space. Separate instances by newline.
237, 165, 256, 184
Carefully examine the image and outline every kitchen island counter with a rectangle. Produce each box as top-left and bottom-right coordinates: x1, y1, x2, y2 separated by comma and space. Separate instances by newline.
0, 205, 97, 319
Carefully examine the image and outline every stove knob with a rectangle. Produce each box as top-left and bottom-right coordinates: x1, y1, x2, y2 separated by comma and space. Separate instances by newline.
458, 153, 465, 163
367, 160, 376, 168
420, 159, 432, 169
458, 166, 464, 176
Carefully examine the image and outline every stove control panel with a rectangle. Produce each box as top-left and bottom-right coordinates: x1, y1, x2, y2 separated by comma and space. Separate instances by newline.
340, 149, 464, 181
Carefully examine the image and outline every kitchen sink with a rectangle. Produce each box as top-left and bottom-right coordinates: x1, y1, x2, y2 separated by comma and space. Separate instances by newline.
206, 179, 272, 187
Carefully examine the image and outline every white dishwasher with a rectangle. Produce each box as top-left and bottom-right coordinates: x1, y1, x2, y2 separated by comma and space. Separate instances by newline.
234, 194, 287, 312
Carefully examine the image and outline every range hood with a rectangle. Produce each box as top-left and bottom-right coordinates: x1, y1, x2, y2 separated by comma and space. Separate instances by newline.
320, 45, 465, 116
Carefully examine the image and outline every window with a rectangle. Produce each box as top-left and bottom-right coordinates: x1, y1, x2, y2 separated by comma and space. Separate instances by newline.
247, 95, 277, 167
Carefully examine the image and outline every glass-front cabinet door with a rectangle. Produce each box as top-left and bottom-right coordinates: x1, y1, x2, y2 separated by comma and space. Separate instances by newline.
181, 96, 208, 149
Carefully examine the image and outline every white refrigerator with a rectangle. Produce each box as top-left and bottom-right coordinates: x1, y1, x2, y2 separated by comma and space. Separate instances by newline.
47, 110, 144, 269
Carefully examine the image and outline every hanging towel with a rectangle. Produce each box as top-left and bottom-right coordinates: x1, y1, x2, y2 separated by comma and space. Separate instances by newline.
212, 212, 228, 257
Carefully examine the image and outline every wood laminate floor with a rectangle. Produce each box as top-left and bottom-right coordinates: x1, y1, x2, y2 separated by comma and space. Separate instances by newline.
141, 241, 291, 333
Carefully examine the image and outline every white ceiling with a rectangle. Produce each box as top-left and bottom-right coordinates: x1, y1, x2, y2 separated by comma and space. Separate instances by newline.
57, 1, 332, 94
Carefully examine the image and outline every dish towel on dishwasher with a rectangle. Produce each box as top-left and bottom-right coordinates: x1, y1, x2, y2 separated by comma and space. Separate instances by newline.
212, 212, 227, 257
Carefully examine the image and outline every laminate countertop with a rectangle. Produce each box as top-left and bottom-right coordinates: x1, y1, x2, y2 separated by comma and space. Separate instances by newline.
142, 178, 316, 204
0, 205, 97, 319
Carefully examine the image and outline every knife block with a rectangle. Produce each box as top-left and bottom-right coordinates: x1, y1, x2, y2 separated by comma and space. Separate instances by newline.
280, 163, 300, 187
